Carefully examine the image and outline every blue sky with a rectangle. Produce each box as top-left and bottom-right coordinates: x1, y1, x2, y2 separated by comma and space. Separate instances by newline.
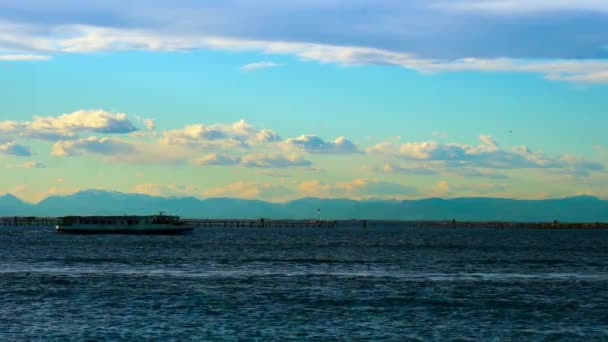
1, 0, 607, 202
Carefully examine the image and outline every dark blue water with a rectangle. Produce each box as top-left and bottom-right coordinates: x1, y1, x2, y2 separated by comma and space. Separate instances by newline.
2, 224, 608, 340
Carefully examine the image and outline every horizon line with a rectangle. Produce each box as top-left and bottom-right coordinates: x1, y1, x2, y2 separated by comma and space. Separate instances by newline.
0, 189, 604, 205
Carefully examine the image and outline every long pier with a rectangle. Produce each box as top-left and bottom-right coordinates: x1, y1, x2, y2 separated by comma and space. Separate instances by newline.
1, 216, 608, 229
355, 220, 608, 229
183, 218, 337, 228
0, 217, 337, 228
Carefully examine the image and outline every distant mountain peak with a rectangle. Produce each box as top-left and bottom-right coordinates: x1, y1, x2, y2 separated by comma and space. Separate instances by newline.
0, 193, 23, 203
564, 195, 600, 201
74, 189, 126, 196
1, 189, 607, 221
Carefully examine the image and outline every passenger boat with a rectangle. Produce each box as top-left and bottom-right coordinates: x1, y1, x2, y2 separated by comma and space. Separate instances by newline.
55, 213, 194, 234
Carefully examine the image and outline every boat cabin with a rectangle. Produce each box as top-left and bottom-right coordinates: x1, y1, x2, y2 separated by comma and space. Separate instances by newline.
60, 215, 181, 226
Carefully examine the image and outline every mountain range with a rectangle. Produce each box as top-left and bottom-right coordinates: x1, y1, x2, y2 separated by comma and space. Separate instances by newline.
1, 190, 607, 222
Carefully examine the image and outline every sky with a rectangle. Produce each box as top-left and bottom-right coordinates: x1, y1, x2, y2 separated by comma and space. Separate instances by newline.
1, 0, 607, 202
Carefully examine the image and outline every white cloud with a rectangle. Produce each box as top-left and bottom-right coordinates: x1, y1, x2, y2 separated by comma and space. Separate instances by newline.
369, 135, 605, 176
162, 124, 229, 144
435, 0, 608, 13
240, 154, 312, 168
241, 61, 283, 71
51, 137, 136, 156
0, 109, 138, 141
193, 153, 312, 168
30, 109, 137, 134
0, 54, 51, 61
0, 121, 28, 134
381, 163, 440, 175
547, 70, 608, 83
193, 153, 241, 166
2, 22, 607, 83
284, 135, 362, 154
51, 136, 193, 165
161, 119, 277, 149
255, 129, 282, 143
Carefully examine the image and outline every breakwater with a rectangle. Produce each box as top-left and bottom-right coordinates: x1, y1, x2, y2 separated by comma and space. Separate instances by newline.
357, 220, 608, 229
184, 218, 337, 228
0, 217, 338, 228
2, 216, 608, 229
0, 216, 608, 229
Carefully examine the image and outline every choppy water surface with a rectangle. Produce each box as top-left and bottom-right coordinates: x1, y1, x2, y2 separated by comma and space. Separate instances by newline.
2, 224, 608, 340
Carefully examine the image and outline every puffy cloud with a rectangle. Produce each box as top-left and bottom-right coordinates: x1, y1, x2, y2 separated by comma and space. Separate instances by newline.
0, 142, 31, 156
0, 109, 137, 141
284, 135, 362, 154
255, 129, 282, 143
101, 142, 191, 165
0, 121, 28, 134
161, 119, 278, 149
369, 135, 605, 176
49, 137, 191, 165
241, 154, 312, 168
162, 124, 229, 144
381, 163, 440, 175
30, 109, 137, 134
51, 137, 136, 156
193, 153, 241, 166
380, 162, 508, 179
193, 153, 312, 168
241, 61, 283, 71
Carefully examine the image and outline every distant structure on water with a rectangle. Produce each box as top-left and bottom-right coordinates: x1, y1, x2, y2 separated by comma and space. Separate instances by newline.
56, 214, 194, 234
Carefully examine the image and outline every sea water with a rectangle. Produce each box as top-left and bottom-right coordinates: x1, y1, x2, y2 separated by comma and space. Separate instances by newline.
1, 224, 608, 340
